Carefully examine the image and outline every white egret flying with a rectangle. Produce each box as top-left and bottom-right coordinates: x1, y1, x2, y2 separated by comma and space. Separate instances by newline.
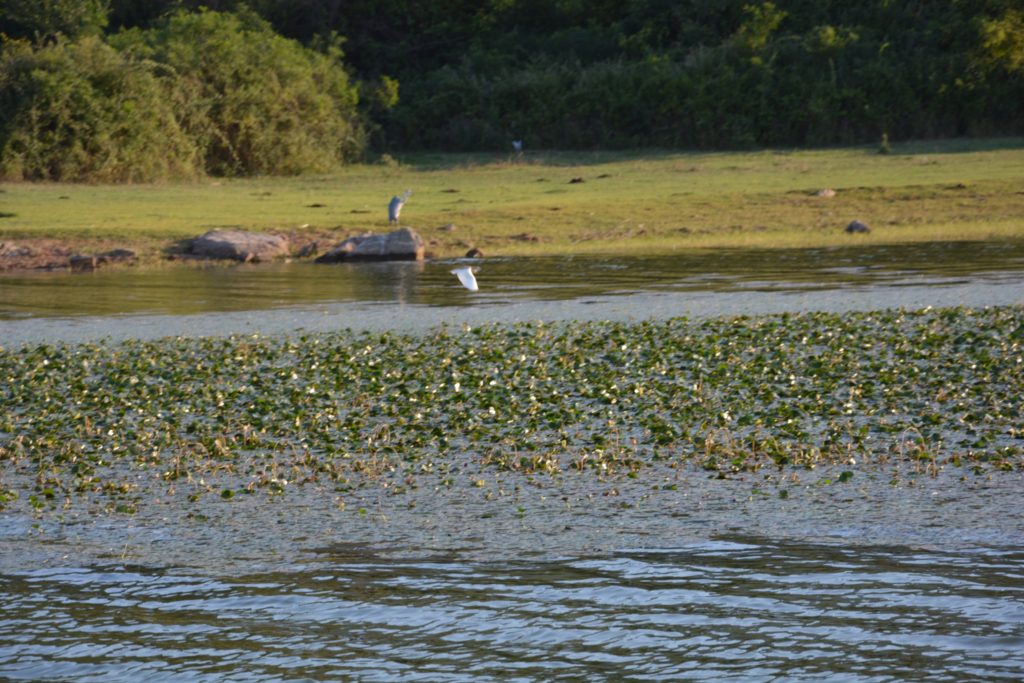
451, 266, 479, 291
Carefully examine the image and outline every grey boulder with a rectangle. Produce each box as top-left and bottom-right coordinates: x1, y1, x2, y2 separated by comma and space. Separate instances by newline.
316, 227, 425, 263
190, 230, 290, 262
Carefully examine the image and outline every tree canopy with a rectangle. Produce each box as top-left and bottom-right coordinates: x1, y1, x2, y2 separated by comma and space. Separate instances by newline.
0, 36, 197, 182
111, 8, 364, 176
1, 1, 1021, 180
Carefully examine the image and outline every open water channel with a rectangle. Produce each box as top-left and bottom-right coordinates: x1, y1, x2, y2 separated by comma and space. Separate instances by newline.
2, 240, 1023, 680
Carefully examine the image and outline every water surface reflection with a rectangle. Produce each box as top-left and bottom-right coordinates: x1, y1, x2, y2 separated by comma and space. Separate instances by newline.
2, 240, 1024, 680
2, 240, 1023, 345
2, 240, 1023, 319
1, 538, 1022, 681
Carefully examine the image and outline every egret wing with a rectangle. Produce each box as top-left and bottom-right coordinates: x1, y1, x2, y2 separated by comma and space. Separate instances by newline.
451, 267, 479, 291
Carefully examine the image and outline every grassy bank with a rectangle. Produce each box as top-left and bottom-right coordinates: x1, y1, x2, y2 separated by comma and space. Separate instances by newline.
1, 306, 1021, 517
2, 138, 1023, 262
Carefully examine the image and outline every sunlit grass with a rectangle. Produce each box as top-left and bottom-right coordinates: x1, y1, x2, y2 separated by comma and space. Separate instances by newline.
1, 138, 1022, 258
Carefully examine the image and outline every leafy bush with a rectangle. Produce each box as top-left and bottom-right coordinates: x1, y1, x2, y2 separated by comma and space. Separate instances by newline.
0, 36, 199, 182
390, 54, 760, 151
4, 2, 1022, 176
372, 0, 1024, 150
111, 7, 366, 176
0, 0, 109, 40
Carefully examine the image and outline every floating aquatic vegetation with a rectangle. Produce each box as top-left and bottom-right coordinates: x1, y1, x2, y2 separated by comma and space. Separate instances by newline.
1, 306, 1022, 516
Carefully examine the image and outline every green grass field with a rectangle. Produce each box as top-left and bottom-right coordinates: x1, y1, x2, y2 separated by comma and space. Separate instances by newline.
2, 138, 1023, 260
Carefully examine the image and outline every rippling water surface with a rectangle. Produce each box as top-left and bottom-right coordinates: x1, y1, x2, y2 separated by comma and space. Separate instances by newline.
2, 240, 1023, 345
2, 539, 1022, 682
3, 240, 1024, 319
2, 241, 1024, 680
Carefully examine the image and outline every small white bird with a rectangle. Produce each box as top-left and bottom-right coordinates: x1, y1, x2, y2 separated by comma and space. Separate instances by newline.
512, 139, 523, 153
388, 189, 412, 224
450, 266, 479, 291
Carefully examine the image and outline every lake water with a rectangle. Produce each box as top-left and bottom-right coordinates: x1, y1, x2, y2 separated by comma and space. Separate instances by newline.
2, 240, 1023, 680
2, 538, 1023, 681
2, 240, 1023, 344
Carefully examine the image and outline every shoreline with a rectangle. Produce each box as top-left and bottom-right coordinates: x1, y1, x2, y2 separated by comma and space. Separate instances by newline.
3, 228, 1024, 276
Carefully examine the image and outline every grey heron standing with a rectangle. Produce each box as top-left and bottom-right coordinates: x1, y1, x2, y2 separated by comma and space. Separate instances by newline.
388, 189, 412, 224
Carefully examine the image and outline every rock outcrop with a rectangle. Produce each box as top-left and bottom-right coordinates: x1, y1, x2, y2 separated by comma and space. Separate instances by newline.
315, 227, 425, 263
190, 230, 290, 262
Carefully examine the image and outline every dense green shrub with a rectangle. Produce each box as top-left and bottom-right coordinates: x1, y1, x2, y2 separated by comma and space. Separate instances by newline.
0, 36, 198, 182
0, 0, 110, 40
382, 0, 1023, 151
3, 1, 1022, 178
389, 54, 755, 151
111, 8, 366, 176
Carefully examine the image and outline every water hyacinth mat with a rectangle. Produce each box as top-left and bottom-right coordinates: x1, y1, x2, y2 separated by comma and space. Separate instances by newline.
1, 306, 1022, 524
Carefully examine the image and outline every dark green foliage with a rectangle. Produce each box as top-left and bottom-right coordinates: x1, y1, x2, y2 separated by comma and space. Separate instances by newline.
99, 1, 1024, 151
1, 7, 367, 181
110, 8, 365, 176
0, 36, 198, 182
0, 0, 109, 40
383, 0, 1024, 149
2, 1, 1022, 178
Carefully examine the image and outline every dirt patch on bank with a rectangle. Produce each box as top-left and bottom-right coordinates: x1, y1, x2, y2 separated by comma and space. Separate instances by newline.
0, 230, 330, 273
0, 239, 79, 271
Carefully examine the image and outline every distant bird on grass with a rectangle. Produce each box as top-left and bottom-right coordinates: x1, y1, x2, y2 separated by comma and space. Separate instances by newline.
388, 190, 412, 224
451, 266, 479, 291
